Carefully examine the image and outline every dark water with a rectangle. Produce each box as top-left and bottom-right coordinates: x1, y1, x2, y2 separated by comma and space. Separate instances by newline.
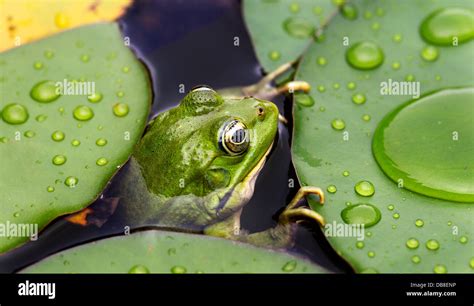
0, 0, 351, 273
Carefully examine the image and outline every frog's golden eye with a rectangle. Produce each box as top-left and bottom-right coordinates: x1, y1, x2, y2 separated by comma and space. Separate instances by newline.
219, 120, 250, 155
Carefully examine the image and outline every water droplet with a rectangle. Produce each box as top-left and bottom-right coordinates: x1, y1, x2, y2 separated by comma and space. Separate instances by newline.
282, 260, 297, 272
392, 225, 397, 229
391, 61, 401, 70
1, 104, 29, 125
52, 155, 67, 166
420, 8, 474, 46
35, 114, 47, 122
459, 236, 468, 244
96, 138, 108, 147
421, 45, 439, 62
47, 186, 55, 192
366, 231, 372, 237
283, 17, 315, 38
170, 266, 187, 274
30, 81, 60, 103
426, 239, 440, 251
447, 221, 452, 226
352, 93, 366, 105
373, 88, 474, 202
51, 131, 65, 142
80, 54, 90, 62
317, 85, 325, 92
289, 2, 300, 13
368, 251, 375, 258
347, 82, 356, 90
73, 105, 94, 121
113, 103, 129, 117
415, 219, 424, 227
331, 0, 345, 6
405, 74, 415, 81
354, 180, 375, 197
371, 22, 380, 31
341, 4, 358, 20
435, 75, 442, 81
360, 267, 378, 273
64, 176, 78, 188
87, 92, 103, 103
392, 34, 402, 43
128, 265, 150, 274
33, 61, 43, 70
294, 93, 314, 107
13, 212, 20, 218
343, 170, 350, 177
54, 12, 69, 28
122, 66, 130, 73
268, 50, 281, 61
319, 106, 325, 112
356, 241, 364, 249
362, 114, 371, 122
393, 213, 400, 219
317, 56, 327, 66
433, 264, 447, 274
406, 238, 419, 249
341, 203, 381, 228
327, 185, 337, 193
96, 157, 108, 166
331, 119, 345, 130
470, 258, 474, 269
346, 41, 384, 70
411, 255, 421, 264
44, 50, 54, 59
117, 91, 124, 98
24, 130, 35, 138
333, 83, 340, 89
71, 139, 81, 146
375, 7, 384, 16
313, 6, 323, 15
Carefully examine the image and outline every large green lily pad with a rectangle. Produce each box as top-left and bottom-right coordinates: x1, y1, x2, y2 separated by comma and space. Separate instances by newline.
291, 0, 473, 272
0, 23, 152, 253
21, 230, 328, 273
243, 0, 338, 72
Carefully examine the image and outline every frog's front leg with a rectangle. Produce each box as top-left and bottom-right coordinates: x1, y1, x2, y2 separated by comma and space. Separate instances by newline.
204, 186, 325, 249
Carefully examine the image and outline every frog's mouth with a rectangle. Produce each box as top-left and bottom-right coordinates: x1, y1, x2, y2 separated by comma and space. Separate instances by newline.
213, 139, 275, 235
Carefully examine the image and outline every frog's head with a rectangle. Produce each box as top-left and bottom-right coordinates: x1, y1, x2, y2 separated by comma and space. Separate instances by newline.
135, 85, 279, 213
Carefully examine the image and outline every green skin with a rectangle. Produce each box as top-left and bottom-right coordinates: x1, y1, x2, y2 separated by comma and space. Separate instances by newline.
119, 86, 294, 247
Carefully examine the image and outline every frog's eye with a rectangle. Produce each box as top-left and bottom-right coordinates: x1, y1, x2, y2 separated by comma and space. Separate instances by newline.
219, 120, 250, 155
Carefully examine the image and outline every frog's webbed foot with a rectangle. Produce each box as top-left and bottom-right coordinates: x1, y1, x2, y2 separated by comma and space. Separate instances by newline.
279, 186, 325, 227
229, 186, 325, 249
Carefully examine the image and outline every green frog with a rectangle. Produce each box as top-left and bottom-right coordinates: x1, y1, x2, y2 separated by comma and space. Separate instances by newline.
118, 85, 325, 247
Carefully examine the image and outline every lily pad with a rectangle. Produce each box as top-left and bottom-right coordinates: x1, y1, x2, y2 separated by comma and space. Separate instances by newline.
0, 0, 132, 52
21, 230, 327, 273
243, 0, 338, 72
0, 23, 152, 253
292, 0, 473, 272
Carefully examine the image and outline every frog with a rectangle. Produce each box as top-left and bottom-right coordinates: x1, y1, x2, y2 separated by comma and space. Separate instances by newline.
116, 85, 325, 248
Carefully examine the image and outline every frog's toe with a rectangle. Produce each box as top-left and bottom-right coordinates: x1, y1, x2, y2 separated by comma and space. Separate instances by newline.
279, 186, 326, 226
